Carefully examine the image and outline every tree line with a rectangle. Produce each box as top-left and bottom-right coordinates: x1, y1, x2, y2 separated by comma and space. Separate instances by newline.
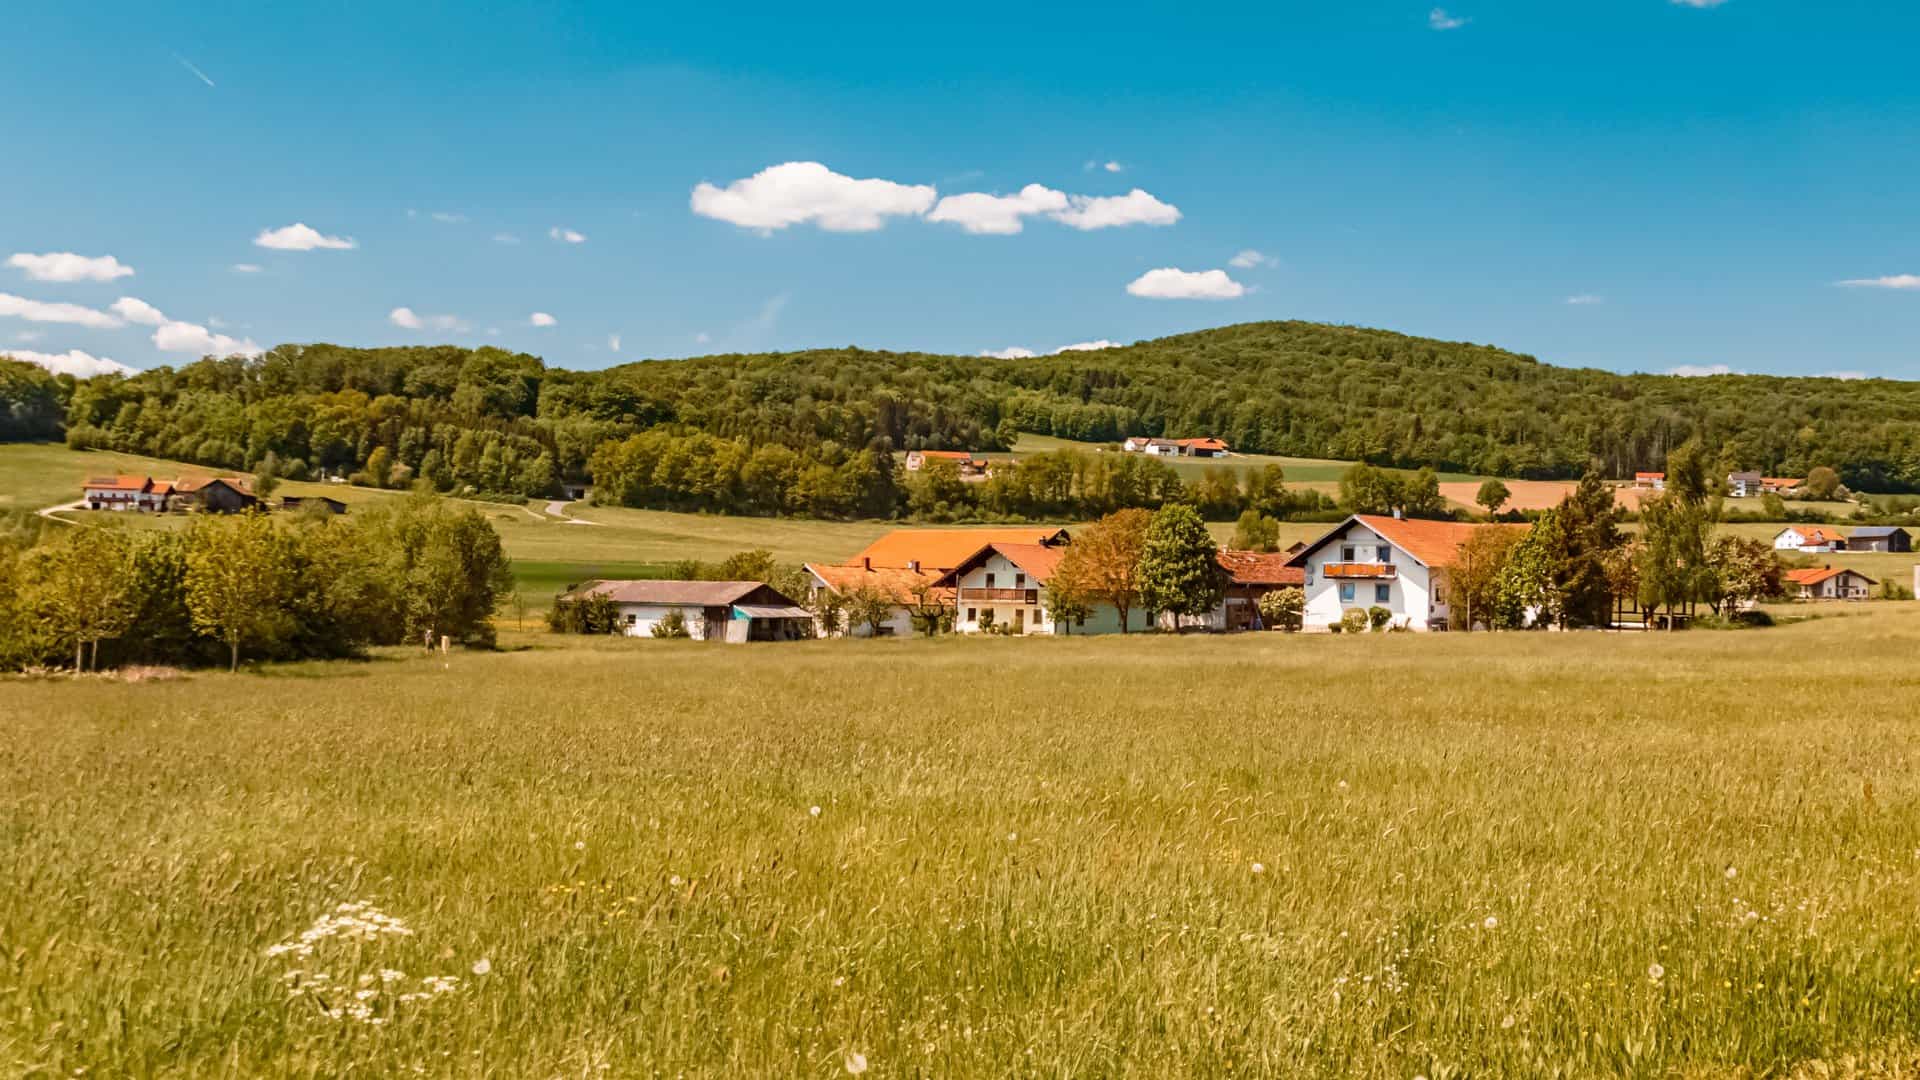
0, 495, 513, 672
12, 322, 1920, 512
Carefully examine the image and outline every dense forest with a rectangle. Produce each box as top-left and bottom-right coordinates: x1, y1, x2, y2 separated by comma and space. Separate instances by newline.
9, 321, 1920, 507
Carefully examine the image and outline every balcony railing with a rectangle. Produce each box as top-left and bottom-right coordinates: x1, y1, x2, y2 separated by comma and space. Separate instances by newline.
1322, 562, 1397, 579
959, 587, 1040, 603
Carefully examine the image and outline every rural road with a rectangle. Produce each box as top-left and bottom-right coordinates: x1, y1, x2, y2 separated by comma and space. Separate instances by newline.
542, 499, 602, 526
36, 499, 85, 525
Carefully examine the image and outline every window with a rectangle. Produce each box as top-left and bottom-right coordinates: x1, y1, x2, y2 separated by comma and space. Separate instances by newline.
1014, 573, 1026, 588
1339, 583, 1355, 603
1341, 545, 1356, 562
1014, 609, 1026, 632
625, 614, 637, 625
1377, 545, 1392, 562
966, 607, 977, 622
985, 572, 996, 588
1375, 584, 1391, 604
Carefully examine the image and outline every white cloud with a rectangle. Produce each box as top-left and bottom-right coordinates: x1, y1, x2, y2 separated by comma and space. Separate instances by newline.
231, 263, 263, 274
980, 346, 1038, 359
7, 252, 135, 283
0, 293, 122, 329
2, 348, 134, 377
608, 333, 621, 352
389, 306, 466, 332
1671, 0, 1727, 7
1053, 340, 1121, 353
1666, 363, 1738, 377
691, 161, 937, 233
15, 330, 45, 343
431, 212, 468, 224
1125, 267, 1246, 300
1429, 7, 1469, 30
928, 184, 1069, 235
1565, 294, 1604, 305
1837, 274, 1920, 290
493, 233, 521, 245
530, 312, 557, 327
1228, 249, 1276, 269
1104, 161, 1124, 173
174, 55, 215, 88
1049, 189, 1181, 230
1821, 370, 1868, 380
110, 297, 167, 326
695, 331, 711, 344
254, 223, 357, 251
549, 226, 586, 244
982, 340, 1122, 358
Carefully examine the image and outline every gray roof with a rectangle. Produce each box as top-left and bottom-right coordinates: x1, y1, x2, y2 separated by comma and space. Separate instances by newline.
565, 580, 767, 606
1849, 527, 1909, 538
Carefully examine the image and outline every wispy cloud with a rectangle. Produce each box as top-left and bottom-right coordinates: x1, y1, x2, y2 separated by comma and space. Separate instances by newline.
529, 312, 557, 327
608, 333, 621, 352
1837, 274, 1920, 290
1666, 363, 1739, 377
174, 54, 215, 88
1820, 370, 1868, 380
1429, 7, 1469, 30
1670, 0, 1728, 8
0, 293, 122, 329
231, 263, 263, 274
7, 252, 135, 283
431, 211, 468, 224
389, 307, 466, 332
493, 233, 521, 245
980, 346, 1037, 359
1229, 249, 1277, 269
548, 226, 586, 244
1565, 294, 1604, 305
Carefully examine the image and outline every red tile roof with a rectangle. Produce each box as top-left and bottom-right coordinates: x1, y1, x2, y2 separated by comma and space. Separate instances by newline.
1216, 549, 1305, 587
807, 562, 952, 606
84, 475, 150, 491
1178, 437, 1229, 451
1785, 526, 1846, 546
1351, 515, 1523, 569
916, 450, 980, 462
849, 527, 1069, 572
1785, 566, 1874, 587
563, 579, 771, 606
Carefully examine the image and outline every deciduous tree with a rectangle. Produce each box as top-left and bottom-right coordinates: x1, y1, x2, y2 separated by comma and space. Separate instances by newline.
1139, 504, 1224, 628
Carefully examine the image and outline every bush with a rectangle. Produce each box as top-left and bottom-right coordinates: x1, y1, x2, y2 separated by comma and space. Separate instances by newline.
1326, 620, 1344, 634
651, 609, 691, 639
1367, 605, 1391, 632
1256, 587, 1305, 632
1341, 610, 1369, 634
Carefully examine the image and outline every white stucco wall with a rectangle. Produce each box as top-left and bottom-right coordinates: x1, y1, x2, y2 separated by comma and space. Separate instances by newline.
613, 602, 718, 640
953, 552, 1052, 635
1298, 521, 1441, 631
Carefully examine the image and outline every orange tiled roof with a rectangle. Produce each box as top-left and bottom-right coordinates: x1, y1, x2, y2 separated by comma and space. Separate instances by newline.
173, 475, 253, 494
807, 562, 952, 606
849, 527, 1069, 572
917, 450, 980, 461
1178, 437, 1229, 451
84, 475, 150, 491
1216, 549, 1305, 587
1352, 515, 1523, 569
1635, 471, 1665, 480
1786, 566, 1872, 587
988, 542, 1065, 582
1787, 526, 1846, 545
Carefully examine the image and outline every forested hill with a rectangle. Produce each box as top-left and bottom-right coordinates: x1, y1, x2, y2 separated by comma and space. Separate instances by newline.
9, 320, 1920, 494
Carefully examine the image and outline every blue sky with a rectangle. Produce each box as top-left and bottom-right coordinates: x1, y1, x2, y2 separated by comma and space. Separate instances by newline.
3, 0, 1918, 379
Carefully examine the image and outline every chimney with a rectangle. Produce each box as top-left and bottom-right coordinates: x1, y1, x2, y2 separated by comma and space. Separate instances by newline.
1392, 508, 1404, 520
862, 556, 872, 571
909, 559, 921, 574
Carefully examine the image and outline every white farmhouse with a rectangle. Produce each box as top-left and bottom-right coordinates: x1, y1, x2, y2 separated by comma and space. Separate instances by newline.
1772, 525, 1847, 553
1287, 514, 1523, 632
804, 527, 1069, 637
557, 580, 812, 642
939, 542, 1150, 635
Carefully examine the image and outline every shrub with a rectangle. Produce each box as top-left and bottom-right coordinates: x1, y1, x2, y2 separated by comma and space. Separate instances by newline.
651, 610, 691, 639
1367, 605, 1392, 631
1326, 620, 1344, 634
1340, 610, 1369, 634
1257, 587, 1305, 632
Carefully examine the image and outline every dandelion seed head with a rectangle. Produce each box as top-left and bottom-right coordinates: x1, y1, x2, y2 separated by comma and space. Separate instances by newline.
1251, 862, 1266, 875
471, 957, 491, 976
1648, 962, 1666, 982
844, 1050, 869, 1075
810, 805, 822, 817
1483, 916, 1498, 930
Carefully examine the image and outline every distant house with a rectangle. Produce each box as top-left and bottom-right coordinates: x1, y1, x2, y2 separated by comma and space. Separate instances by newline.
82, 475, 169, 511
1784, 566, 1876, 601
1761, 477, 1805, 495
1199, 549, 1307, 632
939, 541, 1150, 635
1122, 436, 1229, 458
804, 527, 1069, 637
904, 450, 987, 478
1633, 472, 1666, 490
1847, 526, 1912, 553
1727, 471, 1764, 498
1772, 525, 1847, 553
281, 495, 348, 515
1287, 514, 1527, 631
174, 476, 257, 514
557, 580, 812, 641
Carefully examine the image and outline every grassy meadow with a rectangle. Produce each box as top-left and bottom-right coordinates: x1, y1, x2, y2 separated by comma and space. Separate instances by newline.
7, 609, 1920, 1076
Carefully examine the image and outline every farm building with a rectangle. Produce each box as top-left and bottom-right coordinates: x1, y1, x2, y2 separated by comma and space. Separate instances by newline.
1846, 526, 1912, 553
939, 542, 1151, 636
557, 580, 812, 641
1633, 472, 1666, 490
1727, 471, 1764, 498
82, 475, 170, 511
804, 527, 1070, 637
904, 450, 988, 478
1784, 566, 1876, 601
1772, 525, 1847, 553
1761, 477, 1805, 495
1287, 514, 1524, 632
1122, 436, 1229, 458
1190, 550, 1307, 632
173, 476, 257, 513
281, 495, 348, 515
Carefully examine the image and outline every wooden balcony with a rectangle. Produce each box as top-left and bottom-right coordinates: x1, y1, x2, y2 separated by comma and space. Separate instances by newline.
1322, 563, 1397, 579
959, 587, 1040, 603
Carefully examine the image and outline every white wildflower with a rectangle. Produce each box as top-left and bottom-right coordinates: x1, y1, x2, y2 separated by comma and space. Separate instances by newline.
1483, 916, 1498, 930
574, 840, 586, 851
471, 957, 492, 976
1500, 1014, 1515, 1030
1251, 862, 1266, 875
844, 1051, 869, 1075
1725, 866, 1738, 880
810, 805, 822, 817
669, 874, 684, 887
1648, 962, 1666, 982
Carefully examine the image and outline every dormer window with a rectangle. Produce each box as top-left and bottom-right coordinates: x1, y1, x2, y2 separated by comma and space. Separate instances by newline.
985, 572, 996, 588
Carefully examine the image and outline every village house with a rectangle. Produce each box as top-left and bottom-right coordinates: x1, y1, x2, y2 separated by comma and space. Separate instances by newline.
173, 476, 258, 513
1287, 514, 1520, 631
1122, 436, 1230, 458
1846, 526, 1912, 553
1784, 565, 1876, 601
1633, 472, 1666, 490
557, 580, 813, 641
1187, 550, 1307, 632
1727, 471, 1764, 498
1761, 477, 1805, 495
804, 527, 1070, 637
82, 475, 170, 511
1772, 525, 1847, 553
904, 449, 988, 478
